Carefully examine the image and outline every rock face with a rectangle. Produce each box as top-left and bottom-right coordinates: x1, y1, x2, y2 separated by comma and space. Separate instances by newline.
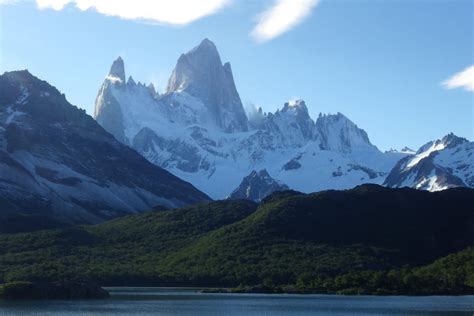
384, 134, 474, 191
93, 39, 416, 199
94, 57, 128, 144
315, 112, 374, 153
0, 70, 210, 224
229, 169, 289, 202
167, 39, 248, 133
108, 56, 126, 83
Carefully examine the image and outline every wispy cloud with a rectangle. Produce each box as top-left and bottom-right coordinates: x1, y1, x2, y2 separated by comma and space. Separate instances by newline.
36, 0, 70, 10
0, 0, 21, 5
442, 65, 474, 92
251, 0, 319, 43
34, 0, 231, 25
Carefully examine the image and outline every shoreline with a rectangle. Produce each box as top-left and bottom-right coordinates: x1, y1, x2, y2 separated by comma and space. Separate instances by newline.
103, 286, 474, 297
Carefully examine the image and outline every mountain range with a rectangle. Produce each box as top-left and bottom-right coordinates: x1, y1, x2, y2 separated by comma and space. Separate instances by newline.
94, 39, 473, 200
0, 38, 472, 224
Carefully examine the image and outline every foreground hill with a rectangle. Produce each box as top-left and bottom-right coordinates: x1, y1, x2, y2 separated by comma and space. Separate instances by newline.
0, 70, 210, 225
0, 185, 472, 294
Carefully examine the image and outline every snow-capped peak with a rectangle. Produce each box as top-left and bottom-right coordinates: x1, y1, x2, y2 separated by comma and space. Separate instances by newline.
284, 99, 309, 115
384, 133, 473, 191
315, 112, 374, 153
400, 146, 416, 154
229, 169, 289, 202
252, 169, 275, 184
166, 38, 222, 95
107, 56, 125, 83
190, 38, 219, 55
408, 133, 468, 169
288, 99, 306, 108
274, 99, 314, 141
440, 133, 468, 148
127, 76, 136, 86
166, 38, 248, 132
147, 83, 159, 99
385, 147, 416, 155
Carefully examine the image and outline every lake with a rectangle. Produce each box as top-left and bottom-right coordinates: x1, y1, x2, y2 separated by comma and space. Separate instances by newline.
0, 287, 473, 315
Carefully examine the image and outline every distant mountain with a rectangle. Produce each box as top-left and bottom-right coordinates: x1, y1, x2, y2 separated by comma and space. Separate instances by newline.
384, 133, 473, 191
0, 70, 210, 224
1, 185, 473, 295
94, 39, 407, 198
385, 146, 416, 155
229, 169, 289, 202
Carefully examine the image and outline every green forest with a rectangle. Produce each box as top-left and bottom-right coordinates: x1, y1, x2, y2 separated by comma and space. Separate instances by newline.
1, 185, 473, 295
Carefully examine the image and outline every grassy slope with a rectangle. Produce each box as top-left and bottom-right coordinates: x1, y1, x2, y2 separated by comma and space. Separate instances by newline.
0, 185, 472, 294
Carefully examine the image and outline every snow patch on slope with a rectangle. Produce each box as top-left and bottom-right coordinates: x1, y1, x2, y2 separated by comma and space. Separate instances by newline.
406, 141, 446, 169
384, 134, 473, 191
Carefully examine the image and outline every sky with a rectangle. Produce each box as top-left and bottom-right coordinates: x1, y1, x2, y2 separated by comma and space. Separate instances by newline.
0, 0, 472, 151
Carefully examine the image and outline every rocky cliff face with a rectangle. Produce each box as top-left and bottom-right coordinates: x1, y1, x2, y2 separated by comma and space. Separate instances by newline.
94, 56, 131, 144
0, 70, 210, 224
315, 112, 375, 153
166, 39, 248, 133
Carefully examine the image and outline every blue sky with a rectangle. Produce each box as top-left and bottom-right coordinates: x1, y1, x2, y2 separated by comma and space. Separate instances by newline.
0, 0, 472, 151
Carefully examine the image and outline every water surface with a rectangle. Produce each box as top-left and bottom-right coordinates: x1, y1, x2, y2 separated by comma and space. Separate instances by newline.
0, 287, 472, 315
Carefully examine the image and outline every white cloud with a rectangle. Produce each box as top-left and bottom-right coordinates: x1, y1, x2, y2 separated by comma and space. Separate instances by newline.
36, 0, 70, 10
35, 0, 230, 25
5, 0, 320, 40
251, 0, 319, 43
443, 65, 474, 92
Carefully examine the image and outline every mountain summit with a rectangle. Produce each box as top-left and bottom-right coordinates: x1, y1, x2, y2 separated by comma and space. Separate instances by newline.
315, 112, 374, 153
166, 39, 248, 132
108, 56, 125, 83
229, 169, 290, 202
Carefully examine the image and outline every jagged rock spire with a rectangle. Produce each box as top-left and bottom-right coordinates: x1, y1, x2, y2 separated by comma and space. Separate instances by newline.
109, 56, 125, 83
148, 83, 159, 98
166, 38, 248, 132
127, 76, 136, 86
94, 57, 128, 143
